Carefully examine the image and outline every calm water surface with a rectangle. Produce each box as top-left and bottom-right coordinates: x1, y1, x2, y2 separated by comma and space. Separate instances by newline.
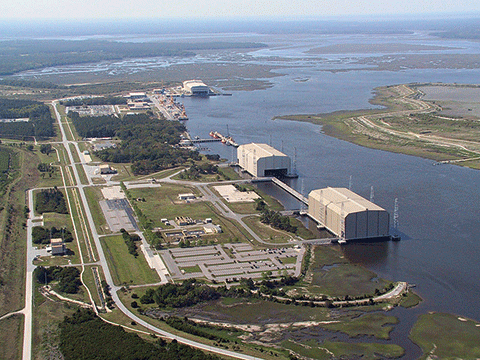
180, 39, 480, 323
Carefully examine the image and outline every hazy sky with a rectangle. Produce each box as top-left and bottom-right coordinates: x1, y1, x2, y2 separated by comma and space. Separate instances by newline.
2, 0, 480, 19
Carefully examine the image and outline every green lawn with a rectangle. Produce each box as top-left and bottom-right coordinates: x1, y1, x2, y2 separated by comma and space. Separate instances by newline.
84, 186, 109, 235
410, 312, 480, 359
100, 235, 160, 286
0, 314, 24, 360
242, 215, 297, 243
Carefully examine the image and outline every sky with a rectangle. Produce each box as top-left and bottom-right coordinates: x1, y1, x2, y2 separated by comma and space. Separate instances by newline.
2, 0, 480, 20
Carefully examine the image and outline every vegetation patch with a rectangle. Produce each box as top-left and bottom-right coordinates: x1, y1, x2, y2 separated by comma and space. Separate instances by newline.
35, 187, 68, 214
59, 308, 220, 360
32, 226, 73, 244
399, 291, 422, 308
323, 340, 405, 359
0, 98, 55, 140
320, 312, 399, 340
34, 266, 82, 294
410, 312, 480, 359
69, 112, 200, 175
100, 235, 160, 286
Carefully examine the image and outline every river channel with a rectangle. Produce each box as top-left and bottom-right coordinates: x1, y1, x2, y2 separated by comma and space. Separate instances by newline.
177, 34, 480, 324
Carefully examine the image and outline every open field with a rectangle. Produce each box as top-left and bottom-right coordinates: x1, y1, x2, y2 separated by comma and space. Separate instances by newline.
101, 235, 160, 286
278, 83, 480, 169
84, 186, 109, 235
0, 314, 24, 360
410, 312, 480, 359
127, 184, 250, 244
243, 215, 298, 243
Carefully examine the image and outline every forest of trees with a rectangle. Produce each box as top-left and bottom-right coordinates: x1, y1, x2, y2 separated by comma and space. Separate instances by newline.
260, 208, 298, 233
0, 98, 55, 140
35, 187, 68, 214
32, 226, 73, 244
59, 308, 220, 360
0, 39, 266, 75
70, 113, 201, 175
34, 266, 81, 294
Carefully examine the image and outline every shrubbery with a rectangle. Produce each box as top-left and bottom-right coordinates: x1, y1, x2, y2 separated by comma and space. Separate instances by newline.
35, 187, 68, 214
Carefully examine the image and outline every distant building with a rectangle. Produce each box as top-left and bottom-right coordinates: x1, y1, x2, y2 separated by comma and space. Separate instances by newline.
237, 143, 291, 177
175, 216, 195, 226
178, 193, 196, 201
308, 187, 390, 240
50, 238, 66, 256
99, 164, 117, 175
127, 92, 147, 100
183, 80, 210, 96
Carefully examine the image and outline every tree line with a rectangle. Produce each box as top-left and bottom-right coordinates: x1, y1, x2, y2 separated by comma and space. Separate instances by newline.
32, 226, 73, 244
59, 308, 220, 360
35, 187, 68, 214
0, 38, 266, 75
0, 98, 55, 140
70, 112, 200, 175
34, 266, 81, 294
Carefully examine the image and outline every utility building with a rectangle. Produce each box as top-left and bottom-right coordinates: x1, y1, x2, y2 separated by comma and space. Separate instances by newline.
237, 143, 291, 177
308, 187, 389, 240
183, 80, 210, 96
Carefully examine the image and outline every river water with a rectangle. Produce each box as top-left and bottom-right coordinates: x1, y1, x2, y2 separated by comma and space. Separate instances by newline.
176, 33, 480, 323
10, 29, 480, 354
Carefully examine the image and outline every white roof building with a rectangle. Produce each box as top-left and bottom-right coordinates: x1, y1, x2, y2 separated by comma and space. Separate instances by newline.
237, 143, 291, 177
183, 80, 210, 96
308, 187, 390, 240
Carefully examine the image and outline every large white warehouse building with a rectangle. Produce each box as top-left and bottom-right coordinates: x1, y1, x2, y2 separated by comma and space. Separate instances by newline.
237, 143, 291, 177
308, 187, 390, 240
183, 80, 210, 96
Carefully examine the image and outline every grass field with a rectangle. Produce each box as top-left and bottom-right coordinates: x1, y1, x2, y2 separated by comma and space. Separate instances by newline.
128, 184, 250, 244
100, 235, 160, 286
84, 186, 109, 235
410, 312, 480, 359
243, 215, 297, 243
0, 314, 24, 360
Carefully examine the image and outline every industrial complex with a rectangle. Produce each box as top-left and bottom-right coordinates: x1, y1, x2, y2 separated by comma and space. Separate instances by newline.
237, 143, 292, 177
308, 187, 390, 241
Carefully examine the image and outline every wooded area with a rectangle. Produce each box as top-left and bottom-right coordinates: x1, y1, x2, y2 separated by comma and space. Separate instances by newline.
59, 308, 219, 360
0, 98, 55, 140
70, 113, 200, 175
0, 39, 266, 75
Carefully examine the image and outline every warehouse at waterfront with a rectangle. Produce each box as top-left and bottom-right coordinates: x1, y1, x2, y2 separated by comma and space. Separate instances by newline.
308, 187, 390, 240
237, 143, 291, 178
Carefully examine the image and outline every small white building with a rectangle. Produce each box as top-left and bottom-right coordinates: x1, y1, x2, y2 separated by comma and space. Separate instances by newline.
178, 193, 196, 201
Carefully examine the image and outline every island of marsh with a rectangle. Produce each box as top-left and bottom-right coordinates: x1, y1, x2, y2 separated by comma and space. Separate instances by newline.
278, 83, 480, 169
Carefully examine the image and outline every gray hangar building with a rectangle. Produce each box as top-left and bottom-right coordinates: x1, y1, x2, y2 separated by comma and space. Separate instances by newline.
308, 187, 390, 240
237, 143, 291, 177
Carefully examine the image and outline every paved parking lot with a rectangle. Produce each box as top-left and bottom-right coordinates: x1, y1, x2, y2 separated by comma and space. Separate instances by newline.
100, 199, 138, 232
159, 243, 304, 283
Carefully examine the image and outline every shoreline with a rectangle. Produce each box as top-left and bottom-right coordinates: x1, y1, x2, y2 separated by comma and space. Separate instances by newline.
275, 83, 480, 170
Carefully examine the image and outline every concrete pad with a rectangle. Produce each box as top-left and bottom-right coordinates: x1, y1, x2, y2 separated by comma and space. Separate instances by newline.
214, 184, 260, 203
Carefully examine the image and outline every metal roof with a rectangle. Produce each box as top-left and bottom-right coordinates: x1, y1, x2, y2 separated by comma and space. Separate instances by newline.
239, 143, 288, 158
309, 187, 385, 215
